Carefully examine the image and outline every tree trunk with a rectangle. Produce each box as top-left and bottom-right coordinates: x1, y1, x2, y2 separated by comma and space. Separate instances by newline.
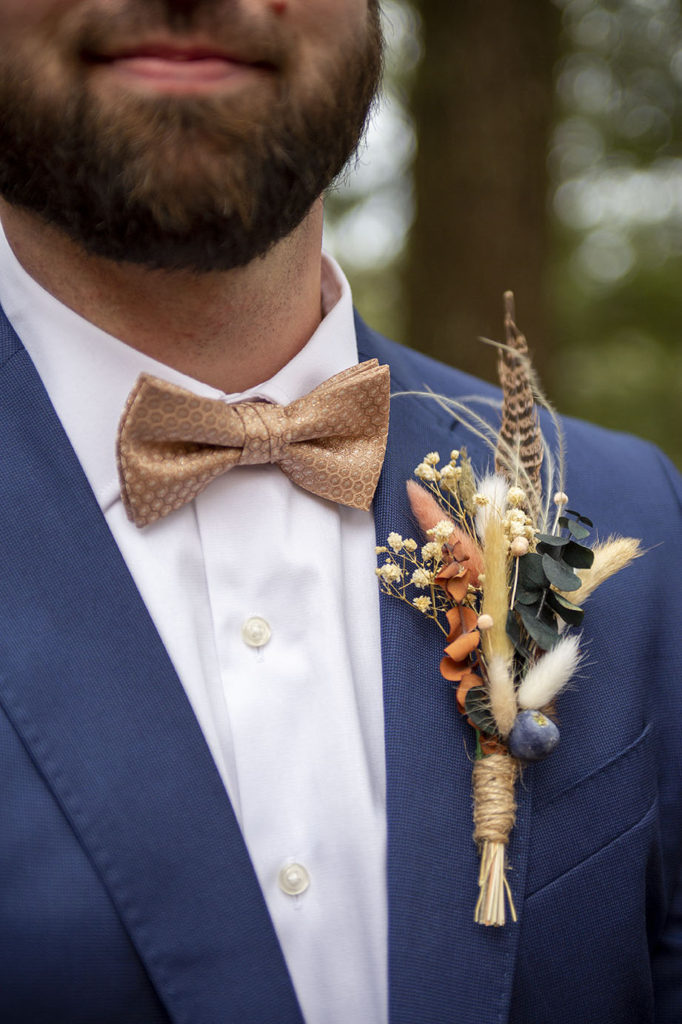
406, 0, 560, 383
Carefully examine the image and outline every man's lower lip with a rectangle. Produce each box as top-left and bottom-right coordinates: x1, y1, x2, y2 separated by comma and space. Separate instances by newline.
100, 55, 261, 88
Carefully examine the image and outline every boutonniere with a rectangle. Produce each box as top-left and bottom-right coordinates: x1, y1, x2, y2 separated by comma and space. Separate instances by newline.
376, 293, 642, 926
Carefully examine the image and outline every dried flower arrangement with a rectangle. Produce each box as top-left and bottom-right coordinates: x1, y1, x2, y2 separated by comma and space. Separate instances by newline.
376, 293, 642, 926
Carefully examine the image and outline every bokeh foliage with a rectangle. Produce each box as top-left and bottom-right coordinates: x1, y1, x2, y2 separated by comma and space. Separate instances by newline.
551, 0, 682, 465
326, 0, 682, 467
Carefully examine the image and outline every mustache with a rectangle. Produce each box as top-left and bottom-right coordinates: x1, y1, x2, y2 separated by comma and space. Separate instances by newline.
71, 0, 287, 65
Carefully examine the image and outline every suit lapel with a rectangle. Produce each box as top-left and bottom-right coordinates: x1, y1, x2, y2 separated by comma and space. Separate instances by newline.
360, 323, 532, 1024
0, 326, 303, 1023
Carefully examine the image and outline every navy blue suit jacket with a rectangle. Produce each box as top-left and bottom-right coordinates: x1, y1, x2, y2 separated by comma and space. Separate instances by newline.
0, 305, 680, 1023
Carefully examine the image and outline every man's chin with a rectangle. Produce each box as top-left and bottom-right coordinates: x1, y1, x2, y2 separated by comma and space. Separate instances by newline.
64, 212, 281, 274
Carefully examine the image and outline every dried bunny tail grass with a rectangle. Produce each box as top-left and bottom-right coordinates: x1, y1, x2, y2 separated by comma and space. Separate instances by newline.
406, 481, 484, 580
486, 654, 517, 737
480, 512, 514, 666
474, 473, 509, 540
406, 479, 451, 535
569, 537, 643, 606
516, 635, 581, 711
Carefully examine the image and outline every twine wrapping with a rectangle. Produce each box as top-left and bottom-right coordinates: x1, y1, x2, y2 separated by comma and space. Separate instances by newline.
472, 752, 518, 926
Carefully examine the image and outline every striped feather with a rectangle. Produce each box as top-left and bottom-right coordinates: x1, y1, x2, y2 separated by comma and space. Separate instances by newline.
495, 292, 543, 513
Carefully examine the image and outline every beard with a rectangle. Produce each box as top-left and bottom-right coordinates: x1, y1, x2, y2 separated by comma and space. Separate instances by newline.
0, 1, 383, 272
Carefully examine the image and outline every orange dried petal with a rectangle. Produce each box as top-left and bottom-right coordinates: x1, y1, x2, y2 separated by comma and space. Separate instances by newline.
436, 560, 462, 580
456, 672, 481, 713
440, 655, 469, 682
450, 540, 469, 563
446, 574, 471, 603
444, 630, 480, 661
446, 605, 479, 639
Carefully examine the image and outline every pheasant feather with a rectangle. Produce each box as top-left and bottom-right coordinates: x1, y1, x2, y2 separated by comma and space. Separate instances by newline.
495, 292, 543, 515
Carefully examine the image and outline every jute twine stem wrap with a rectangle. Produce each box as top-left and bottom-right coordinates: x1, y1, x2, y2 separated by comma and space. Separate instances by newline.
472, 752, 518, 926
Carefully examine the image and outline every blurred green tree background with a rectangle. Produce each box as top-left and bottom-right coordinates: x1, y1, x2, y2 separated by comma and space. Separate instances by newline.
325, 0, 682, 466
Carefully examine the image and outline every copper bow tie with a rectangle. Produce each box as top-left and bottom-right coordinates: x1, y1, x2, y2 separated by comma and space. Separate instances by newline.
117, 360, 391, 527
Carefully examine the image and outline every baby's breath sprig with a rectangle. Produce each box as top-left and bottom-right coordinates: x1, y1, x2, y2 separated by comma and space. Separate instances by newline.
413, 448, 481, 549
375, 521, 458, 636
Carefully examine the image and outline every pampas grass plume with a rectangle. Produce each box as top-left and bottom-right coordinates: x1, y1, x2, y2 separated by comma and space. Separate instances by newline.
517, 635, 581, 711
569, 537, 642, 605
487, 654, 517, 737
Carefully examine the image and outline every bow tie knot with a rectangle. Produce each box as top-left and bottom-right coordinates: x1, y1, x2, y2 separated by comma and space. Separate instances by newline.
233, 403, 289, 466
117, 360, 390, 527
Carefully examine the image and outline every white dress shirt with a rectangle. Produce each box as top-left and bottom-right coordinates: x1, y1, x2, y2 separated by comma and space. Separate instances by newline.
0, 220, 388, 1024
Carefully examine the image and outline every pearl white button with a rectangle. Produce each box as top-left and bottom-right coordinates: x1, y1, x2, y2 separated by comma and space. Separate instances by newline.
278, 862, 310, 896
241, 616, 271, 648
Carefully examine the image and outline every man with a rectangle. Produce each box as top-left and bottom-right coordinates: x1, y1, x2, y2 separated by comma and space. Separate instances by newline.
0, 2, 679, 1022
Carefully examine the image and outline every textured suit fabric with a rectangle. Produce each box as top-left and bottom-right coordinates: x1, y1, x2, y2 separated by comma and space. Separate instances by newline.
0, 304, 680, 1023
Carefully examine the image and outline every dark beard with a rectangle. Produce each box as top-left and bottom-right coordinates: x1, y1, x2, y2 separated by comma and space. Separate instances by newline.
0, 4, 382, 272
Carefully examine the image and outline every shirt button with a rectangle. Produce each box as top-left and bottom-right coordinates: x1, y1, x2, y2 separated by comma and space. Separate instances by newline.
241, 616, 271, 648
278, 862, 310, 896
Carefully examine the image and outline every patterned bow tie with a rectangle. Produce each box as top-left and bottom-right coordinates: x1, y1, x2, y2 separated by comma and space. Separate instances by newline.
117, 359, 391, 527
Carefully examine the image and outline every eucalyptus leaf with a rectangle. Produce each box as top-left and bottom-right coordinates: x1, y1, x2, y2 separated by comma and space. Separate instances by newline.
514, 586, 543, 606
464, 686, 497, 735
566, 519, 591, 541
562, 540, 595, 570
518, 603, 559, 650
566, 510, 594, 528
559, 516, 591, 540
507, 611, 534, 661
518, 552, 547, 588
547, 590, 585, 626
506, 609, 521, 644
536, 533, 570, 549
541, 553, 581, 591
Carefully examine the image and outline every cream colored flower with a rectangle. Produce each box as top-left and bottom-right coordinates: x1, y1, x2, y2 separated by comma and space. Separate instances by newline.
415, 463, 439, 482
379, 562, 402, 583
507, 486, 527, 507
402, 538, 418, 553
428, 519, 453, 544
421, 541, 442, 562
375, 546, 388, 555
412, 596, 432, 613
411, 568, 433, 589
387, 532, 404, 553
424, 452, 440, 465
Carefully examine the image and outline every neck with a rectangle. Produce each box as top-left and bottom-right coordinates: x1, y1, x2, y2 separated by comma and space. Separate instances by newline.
0, 199, 325, 393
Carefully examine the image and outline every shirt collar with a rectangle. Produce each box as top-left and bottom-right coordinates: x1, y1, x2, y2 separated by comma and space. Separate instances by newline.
0, 217, 358, 513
